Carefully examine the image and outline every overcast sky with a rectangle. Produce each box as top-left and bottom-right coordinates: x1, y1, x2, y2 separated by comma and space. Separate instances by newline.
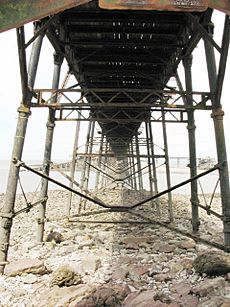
0, 11, 229, 163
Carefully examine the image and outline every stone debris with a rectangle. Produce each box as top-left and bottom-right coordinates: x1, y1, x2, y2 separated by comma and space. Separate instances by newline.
77, 284, 130, 306
46, 229, 64, 244
0, 190, 229, 306
193, 251, 230, 275
4, 258, 48, 276
81, 255, 101, 274
191, 277, 226, 297
38, 284, 92, 306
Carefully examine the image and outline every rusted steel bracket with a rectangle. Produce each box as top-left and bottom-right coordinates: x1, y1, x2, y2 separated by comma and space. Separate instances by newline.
99, 0, 230, 15
0, 0, 92, 33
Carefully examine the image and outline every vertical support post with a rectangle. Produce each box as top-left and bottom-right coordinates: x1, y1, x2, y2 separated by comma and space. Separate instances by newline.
79, 119, 93, 211
145, 121, 154, 199
147, 122, 160, 213
102, 140, 109, 187
183, 55, 199, 231
0, 28, 44, 274
204, 18, 230, 249
135, 134, 143, 191
161, 109, 174, 222
83, 120, 95, 210
37, 52, 63, 242
128, 143, 133, 189
148, 122, 160, 214
131, 139, 137, 190
67, 113, 81, 216
95, 133, 104, 189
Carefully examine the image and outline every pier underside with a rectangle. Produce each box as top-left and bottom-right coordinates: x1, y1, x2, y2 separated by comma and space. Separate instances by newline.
0, 0, 229, 274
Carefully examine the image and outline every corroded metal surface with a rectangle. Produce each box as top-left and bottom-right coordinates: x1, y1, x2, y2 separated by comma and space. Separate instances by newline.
0, 0, 92, 33
209, 0, 230, 15
99, 0, 230, 14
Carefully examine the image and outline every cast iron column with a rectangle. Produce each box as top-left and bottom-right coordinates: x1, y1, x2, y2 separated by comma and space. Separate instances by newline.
135, 134, 143, 191
95, 134, 104, 190
37, 53, 63, 242
148, 122, 160, 214
204, 20, 230, 249
0, 32, 43, 273
161, 110, 173, 222
131, 139, 137, 190
183, 55, 199, 232
67, 113, 81, 216
145, 122, 154, 199
83, 120, 95, 210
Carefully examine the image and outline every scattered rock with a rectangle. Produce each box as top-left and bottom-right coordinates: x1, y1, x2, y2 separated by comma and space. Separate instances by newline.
81, 256, 101, 274
0, 191, 229, 306
112, 267, 129, 280
39, 284, 92, 306
179, 239, 196, 249
46, 229, 64, 244
21, 273, 38, 284
221, 301, 230, 307
123, 289, 156, 307
158, 244, 175, 253
148, 265, 162, 276
154, 290, 172, 304
122, 236, 152, 246
193, 252, 230, 275
154, 273, 172, 282
169, 262, 184, 273
78, 284, 130, 307
180, 257, 194, 270
191, 277, 225, 297
50, 265, 82, 287
4, 259, 48, 276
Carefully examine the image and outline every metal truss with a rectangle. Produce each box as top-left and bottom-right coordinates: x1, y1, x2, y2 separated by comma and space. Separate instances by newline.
31, 88, 212, 111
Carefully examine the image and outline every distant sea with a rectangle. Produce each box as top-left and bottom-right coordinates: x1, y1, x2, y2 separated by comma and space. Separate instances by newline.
0, 160, 220, 195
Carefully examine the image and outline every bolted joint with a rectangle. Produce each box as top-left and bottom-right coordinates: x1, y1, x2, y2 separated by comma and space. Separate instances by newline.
37, 218, 45, 225
211, 108, 225, 119
53, 53, 64, 66
187, 123, 196, 130
217, 160, 227, 171
3, 219, 12, 229
182, 55, 193, 68
0, 243, 9, 252
46, 121, 55, 129
191, 219, 200, 230
33, 21, 44, 35
0, 214, 13, 230
17, 104, 31, 116
203, 21, 214, 35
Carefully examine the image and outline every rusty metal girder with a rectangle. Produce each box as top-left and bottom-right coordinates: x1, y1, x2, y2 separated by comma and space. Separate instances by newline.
99, 0, 230, 15
0, 0, 92, 33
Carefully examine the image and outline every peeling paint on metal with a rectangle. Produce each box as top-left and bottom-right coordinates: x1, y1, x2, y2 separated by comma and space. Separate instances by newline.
99, 0, 230, 14
0, 0, 92, 33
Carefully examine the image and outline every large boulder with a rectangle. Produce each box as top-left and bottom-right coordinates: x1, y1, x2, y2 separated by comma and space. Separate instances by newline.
193, 251, 230, 275
77, 285, 131, 307
4, 259, 48, 276
38, 284, 92, 307
191, 277, 225, 297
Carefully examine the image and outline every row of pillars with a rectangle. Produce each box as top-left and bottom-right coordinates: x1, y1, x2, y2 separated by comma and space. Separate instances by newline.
66, 118, 173, 215
0, 18, 230, 275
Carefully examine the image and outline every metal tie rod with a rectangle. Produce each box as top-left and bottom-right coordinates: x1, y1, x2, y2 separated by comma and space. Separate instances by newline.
15, 159, 221, 211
